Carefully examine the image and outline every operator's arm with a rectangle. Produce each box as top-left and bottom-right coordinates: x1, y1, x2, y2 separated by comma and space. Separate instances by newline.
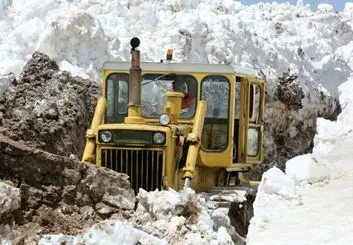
181, 96, 195, 117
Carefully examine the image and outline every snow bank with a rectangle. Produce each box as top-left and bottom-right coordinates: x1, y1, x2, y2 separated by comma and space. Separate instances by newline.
312, 77, 353, 174
258, 167, 295, 197
247, 76, 353, 244
0, 0, 351, 92
285, 154, 330, 184
247, 8, 353, 239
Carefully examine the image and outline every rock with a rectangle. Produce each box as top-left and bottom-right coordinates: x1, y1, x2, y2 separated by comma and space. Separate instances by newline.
102, 192, 136, 210
45, 103, 59, 120
0, 224, 14, 244
63, 168, 82, 185
0, 134, 137, 241
42, 185, 62, 207
59, 202, 79, 215
0, 93, 5, 103
0, 182, 21, 224
274, 71, 304, 111
62, 185, 77, 204
81, 167, 136, 209
0, 52, 99, 156
20, 184, 43, 210
211, 208, 231, 230
80, 205, 95, 219
275, 22, 285, 34
95, 202, 118, 216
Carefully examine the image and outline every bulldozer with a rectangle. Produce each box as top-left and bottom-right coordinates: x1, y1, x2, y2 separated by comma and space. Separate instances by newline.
82, 37, 265, 194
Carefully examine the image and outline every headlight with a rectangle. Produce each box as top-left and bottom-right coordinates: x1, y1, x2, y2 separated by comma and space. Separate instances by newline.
100, 131, 112, 142
153, 132, 166, 144
159, 114, 171, 125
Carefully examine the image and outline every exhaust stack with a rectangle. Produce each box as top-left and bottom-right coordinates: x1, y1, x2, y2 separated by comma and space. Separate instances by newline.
125, 37, 144, 124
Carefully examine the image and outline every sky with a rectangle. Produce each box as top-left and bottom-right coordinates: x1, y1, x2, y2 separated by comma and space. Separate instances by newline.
240, 0, 347, 11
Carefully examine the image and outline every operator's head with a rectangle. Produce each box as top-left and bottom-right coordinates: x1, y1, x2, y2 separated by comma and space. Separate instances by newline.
172, 80, 186, 93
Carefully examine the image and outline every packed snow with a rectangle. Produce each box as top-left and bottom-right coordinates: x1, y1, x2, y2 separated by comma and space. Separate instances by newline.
247, 76, 353, 244
1, 0, 353, 244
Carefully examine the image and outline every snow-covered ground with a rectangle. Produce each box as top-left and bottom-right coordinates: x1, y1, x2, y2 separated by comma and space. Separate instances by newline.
1, 0, 353, 244
247, 75, 353, 244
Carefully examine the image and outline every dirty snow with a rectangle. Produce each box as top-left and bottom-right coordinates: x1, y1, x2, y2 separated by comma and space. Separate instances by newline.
39, 220, 168, 245
37, 188, 235, 245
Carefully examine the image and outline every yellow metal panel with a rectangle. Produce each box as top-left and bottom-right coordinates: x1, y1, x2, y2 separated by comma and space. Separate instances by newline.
183, 101, 207, 179
82, 96, 106, 162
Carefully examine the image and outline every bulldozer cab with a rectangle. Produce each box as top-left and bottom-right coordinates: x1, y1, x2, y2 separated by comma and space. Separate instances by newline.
82, 39, 265, 193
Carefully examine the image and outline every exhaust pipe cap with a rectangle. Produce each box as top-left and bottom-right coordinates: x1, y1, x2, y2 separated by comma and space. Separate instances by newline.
130, 37, 140, 50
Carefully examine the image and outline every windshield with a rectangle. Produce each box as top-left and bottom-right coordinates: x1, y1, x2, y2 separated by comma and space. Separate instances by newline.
141, 74, 197, 118
105, 73, 197, 123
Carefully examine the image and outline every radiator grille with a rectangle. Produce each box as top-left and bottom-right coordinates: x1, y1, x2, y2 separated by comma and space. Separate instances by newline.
101, 148, 164, 194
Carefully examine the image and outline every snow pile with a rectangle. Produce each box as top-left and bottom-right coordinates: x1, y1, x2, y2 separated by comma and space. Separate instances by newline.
247, 75, 353, 244
0, 182, 20, 221
0, 0, 351, 93
2, 0, 113, 79
258, 167, 295, 197
285, 154, 330, 184
39, 220, 168, 245
38, 188, 236, 245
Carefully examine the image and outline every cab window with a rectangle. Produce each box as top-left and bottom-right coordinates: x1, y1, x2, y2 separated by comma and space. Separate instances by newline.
105, 73, 128, 123
250, 84, 261, 123
201, 76, 230, 151
248, 83, 262, 156
141, 74, 197, 118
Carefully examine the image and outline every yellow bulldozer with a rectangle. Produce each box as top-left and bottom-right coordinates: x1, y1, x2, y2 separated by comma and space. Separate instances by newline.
82, 37, 265, 194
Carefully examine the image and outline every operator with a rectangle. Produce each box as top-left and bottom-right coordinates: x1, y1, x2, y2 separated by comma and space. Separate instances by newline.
172, 80, 195, 116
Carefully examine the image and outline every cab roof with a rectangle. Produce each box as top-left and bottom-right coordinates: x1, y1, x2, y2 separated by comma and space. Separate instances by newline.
103, 61, 259, 77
